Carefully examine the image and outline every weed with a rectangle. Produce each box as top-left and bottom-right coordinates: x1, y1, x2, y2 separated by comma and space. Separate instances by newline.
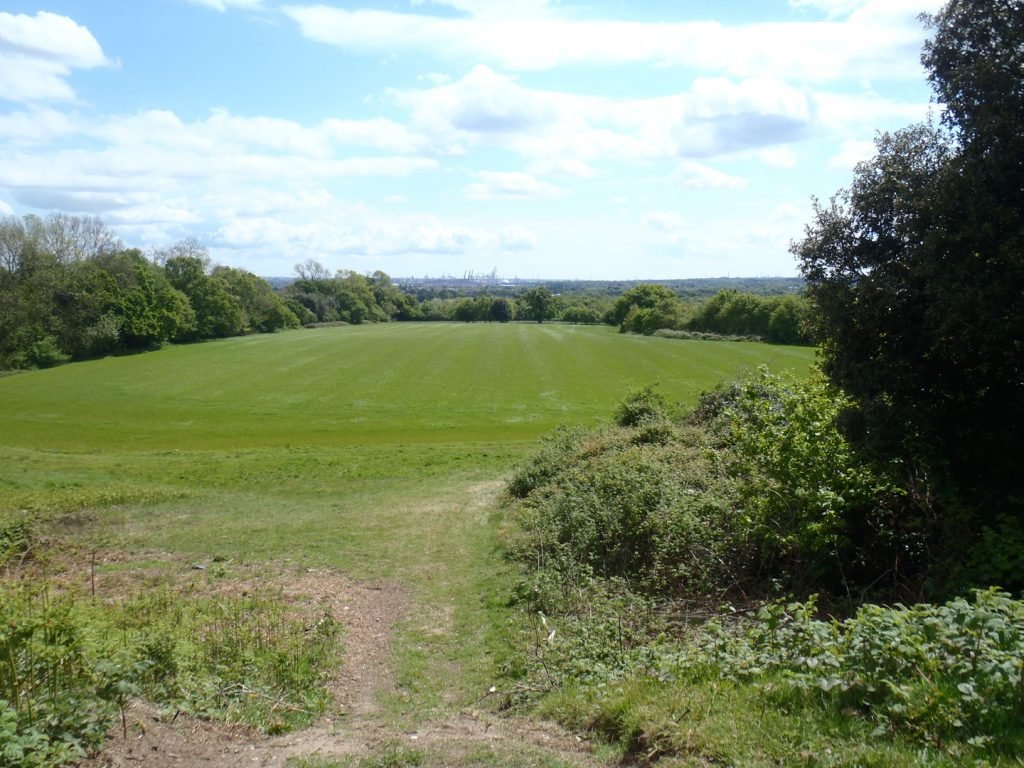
0, 579, 341, 766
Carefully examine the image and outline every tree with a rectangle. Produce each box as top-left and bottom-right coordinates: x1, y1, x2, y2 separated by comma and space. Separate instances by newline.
294, 258, 331, 282
164, 251, 244, 339
212, 266, 298, 332
561, 305, 602, 325
609, 284, 678, 328
792, 0, 1024, 581
766, 295, 811, 345
42, 213, 121, 263
489, 297, 515, 323
520, 286, 557, 323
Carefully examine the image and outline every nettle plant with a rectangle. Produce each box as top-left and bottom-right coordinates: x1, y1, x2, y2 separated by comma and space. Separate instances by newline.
691, 589, 1024, 747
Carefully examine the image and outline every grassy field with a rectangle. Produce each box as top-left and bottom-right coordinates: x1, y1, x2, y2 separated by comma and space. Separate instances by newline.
0, 323, 815, 764
0, 323, 812, 566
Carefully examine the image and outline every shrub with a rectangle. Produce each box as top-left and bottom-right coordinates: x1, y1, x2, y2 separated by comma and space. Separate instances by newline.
508, 370, 905, 603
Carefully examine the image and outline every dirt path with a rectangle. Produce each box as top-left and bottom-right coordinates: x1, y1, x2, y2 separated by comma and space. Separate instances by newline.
76, 564, 600, 768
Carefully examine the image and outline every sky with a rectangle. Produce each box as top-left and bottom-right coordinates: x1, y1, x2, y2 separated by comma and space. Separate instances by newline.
0, 0, 945, 279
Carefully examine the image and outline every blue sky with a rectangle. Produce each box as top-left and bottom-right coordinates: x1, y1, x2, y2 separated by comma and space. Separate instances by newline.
0, 0, 942, 278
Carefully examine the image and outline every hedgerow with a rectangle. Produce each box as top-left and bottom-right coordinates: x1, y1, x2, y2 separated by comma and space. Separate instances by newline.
504, 370, 1024, 760
507, 368, 907, 605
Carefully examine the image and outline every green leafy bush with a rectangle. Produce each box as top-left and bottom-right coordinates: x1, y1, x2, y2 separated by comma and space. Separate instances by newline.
508, 370, 904, 604
688, 589, 1024, 748
0, 580, 340, 766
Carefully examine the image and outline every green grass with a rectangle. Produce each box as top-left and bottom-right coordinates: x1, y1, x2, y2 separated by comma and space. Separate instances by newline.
0, 323, 815, 759
0, 323, 812, 570
0, 323, 813, 451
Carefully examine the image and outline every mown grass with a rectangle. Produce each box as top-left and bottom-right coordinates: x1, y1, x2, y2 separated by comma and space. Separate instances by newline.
0, 323, 812, 577
0, 323, 815, 762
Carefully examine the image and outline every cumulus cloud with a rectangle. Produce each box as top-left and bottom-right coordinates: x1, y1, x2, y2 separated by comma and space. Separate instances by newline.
673, 161, 748, 190
0, 106, 438, 242
498, 225, 537, 251
0, 199, 13, 216
829, 139, 877, 169
788, 0, 865, 18
284, 2, 938, 81
410, 0, 554, 21
759, 147, 799, 168
0, 11, 111, 102
465, 171, 565, 201
0, 107, 82, 146
184, 0, 264, 11
213, 204, 534, 264
395, 66, 818, 168
644, 211, 687, 236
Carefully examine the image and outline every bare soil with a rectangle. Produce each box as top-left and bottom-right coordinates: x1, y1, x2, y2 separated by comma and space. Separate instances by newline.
68, 555, 601, 768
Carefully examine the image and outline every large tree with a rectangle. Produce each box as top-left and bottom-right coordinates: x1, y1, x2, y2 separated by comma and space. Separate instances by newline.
793, 0, 1023, 574
520, 286, 557, 323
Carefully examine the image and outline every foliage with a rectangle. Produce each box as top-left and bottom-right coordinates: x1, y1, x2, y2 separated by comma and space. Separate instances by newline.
608, 284, 678, 327
0, 218, 296, 370
0, 587, 109, 768
506, 373, 1022, 759
521, 590, 1024, 763
704, 369, 907, 592
283, 262, 408, 325
508, 369, 903, 603
519, 286, 557, 323
0, 577, 340, 767
212, 266, 300, 332
608, 285, 813, 344
686, 290, 813, 344
557, 295, 609, 325
612, 384, 670, 427
794, 0, 1024, 586
693, 589, 1024, 746
652, 328, 760, 343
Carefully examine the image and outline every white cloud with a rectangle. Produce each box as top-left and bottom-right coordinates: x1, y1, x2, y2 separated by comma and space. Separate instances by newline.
395, 66, 818, 167
498, 225, 537, 251
829, 139, 877, 169
284, 3, 937, 82
204, 188, 336, 219
184, 0, 264, 11
759, 147, 799, 168
527, 157, 598, 178
644, 211, 687, 235
0, 107, 82, 145
213, 204, 531, 264
417, 72, 452, 86
814, 92, 932, 132
322, 116, 429, 153
0, 107, 438, 238
465, 171, 565, 201
0, 11, 110, 103
788, 0, 865, 18
410, 0, 554, 21
0, 199, 13, 216
673, 160, 747, 190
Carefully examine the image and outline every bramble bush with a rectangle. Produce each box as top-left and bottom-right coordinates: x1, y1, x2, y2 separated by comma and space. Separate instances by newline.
505, 371, 1024, 759
507, 368, 906, 605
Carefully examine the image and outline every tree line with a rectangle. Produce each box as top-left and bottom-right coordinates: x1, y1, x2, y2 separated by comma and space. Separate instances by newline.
285, 265, 812, 342
0, 221, 813, 372
609, 283, 812, 343
0, 216, 299, 370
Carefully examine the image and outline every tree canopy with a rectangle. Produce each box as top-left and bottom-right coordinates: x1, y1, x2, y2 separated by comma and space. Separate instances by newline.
0, 216, 299, 370
793, 0, 1024, 582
